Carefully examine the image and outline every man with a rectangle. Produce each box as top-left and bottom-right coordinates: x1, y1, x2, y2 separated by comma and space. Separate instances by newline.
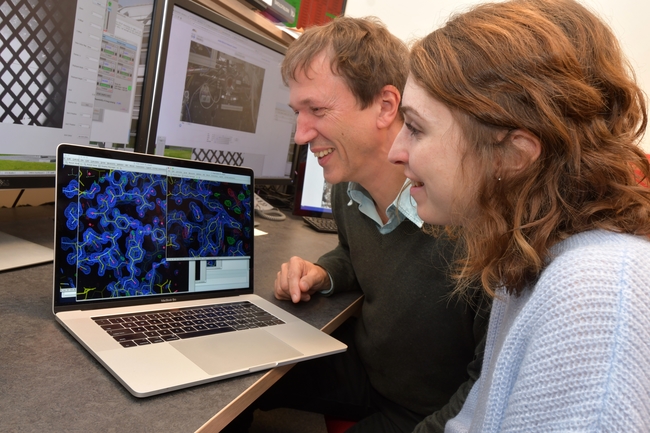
227, 17, 488, 433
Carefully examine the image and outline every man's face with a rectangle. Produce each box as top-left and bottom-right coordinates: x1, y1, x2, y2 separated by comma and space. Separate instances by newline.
288, 52, 379, 185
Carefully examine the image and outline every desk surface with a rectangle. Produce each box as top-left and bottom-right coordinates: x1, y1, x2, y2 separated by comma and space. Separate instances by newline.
0, 205, 362, 433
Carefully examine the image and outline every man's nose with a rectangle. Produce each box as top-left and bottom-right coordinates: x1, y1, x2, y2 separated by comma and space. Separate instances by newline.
293, 114, 318, 145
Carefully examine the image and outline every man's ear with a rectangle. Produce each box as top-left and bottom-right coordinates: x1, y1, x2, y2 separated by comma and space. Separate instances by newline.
500, 129, 541, 176
376, 84, 401, 129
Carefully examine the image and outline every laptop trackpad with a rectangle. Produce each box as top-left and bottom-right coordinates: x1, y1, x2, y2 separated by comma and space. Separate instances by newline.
170, 330, 303, 375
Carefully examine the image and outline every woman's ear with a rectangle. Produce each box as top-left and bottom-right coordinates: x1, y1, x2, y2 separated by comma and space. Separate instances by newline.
376, 84, 401, 129
500, 129, 541, 176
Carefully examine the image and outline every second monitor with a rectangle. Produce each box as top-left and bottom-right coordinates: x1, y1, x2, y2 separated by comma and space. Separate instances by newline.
141, 0, 295, 184
292, 146, 337, 233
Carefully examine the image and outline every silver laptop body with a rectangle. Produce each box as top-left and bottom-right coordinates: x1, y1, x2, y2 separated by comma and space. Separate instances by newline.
52, 143, 346, 397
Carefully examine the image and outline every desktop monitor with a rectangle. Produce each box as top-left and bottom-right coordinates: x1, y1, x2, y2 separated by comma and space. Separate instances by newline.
292, 145, 333, 218
138, 0, 295, 185
0, 0, 160, 270
0, 0, 160, 186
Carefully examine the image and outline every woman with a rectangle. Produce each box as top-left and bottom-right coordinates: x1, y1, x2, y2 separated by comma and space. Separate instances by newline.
388, 0, 650, 431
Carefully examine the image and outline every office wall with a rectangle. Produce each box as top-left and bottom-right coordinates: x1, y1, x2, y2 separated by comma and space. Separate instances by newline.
345, 0, 650, 153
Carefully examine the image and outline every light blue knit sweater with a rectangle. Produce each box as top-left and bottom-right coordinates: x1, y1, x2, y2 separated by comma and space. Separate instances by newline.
445, 230, 650, 432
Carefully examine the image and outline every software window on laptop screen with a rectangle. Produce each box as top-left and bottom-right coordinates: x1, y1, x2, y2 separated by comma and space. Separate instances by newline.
55, 149, 253, 307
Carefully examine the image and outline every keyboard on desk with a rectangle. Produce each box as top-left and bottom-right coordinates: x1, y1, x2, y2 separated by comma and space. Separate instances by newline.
303, 216, 338, 233
93, 301, 285, 348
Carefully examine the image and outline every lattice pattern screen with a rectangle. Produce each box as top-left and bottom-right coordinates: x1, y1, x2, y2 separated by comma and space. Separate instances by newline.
0, 0, 76, 127
192, 148, 245, 167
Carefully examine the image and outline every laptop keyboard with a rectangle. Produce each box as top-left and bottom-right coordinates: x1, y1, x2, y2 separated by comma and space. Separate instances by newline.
93, 301, 285, 348
303, 216, 338, 233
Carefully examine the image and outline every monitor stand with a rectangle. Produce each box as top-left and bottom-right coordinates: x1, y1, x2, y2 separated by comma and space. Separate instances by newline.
0, 231, 53, 272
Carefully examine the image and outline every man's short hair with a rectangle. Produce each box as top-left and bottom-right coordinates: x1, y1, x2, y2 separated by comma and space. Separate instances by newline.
281, 16, 408, 109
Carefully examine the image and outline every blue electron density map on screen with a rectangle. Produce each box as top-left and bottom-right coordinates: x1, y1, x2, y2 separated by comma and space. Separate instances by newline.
57, 165, 252, 301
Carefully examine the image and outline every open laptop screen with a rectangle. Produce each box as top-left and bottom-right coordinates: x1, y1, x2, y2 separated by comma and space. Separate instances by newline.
54, 144, 254, 310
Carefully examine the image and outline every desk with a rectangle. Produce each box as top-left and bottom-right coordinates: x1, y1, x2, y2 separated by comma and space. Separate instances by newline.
0, 205, 362, 433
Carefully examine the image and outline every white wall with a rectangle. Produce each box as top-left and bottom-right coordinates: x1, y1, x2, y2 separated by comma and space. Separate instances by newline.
345, 0, 650, 153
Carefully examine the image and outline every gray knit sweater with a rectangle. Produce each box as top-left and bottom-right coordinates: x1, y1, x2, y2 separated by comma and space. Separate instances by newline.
446, 230, 650, 433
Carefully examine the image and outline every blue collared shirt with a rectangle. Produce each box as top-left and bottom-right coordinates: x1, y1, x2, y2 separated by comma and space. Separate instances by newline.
346, 180, 423, 233
320, 180, 423, 295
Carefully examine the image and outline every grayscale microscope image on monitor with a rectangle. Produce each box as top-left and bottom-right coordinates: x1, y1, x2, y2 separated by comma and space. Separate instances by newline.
182, 43, 265, 134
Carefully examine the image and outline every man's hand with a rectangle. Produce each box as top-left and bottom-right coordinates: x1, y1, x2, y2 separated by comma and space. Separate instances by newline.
274, 256, 331, 303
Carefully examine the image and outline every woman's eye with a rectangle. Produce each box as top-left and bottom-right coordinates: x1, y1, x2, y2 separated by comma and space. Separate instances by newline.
405, 122, 421, 137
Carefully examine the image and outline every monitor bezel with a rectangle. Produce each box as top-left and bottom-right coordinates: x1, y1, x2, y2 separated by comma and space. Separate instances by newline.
0, 173, 55, 190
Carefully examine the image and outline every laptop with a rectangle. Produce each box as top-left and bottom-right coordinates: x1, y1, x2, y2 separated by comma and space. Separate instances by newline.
292, 146, 338, 233
52, 143, 346, 398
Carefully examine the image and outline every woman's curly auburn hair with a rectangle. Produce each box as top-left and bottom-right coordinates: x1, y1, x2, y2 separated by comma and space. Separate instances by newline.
412, 0, 650, 297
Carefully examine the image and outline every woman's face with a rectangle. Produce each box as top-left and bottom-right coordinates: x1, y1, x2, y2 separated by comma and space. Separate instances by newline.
388, 77, 476, 225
